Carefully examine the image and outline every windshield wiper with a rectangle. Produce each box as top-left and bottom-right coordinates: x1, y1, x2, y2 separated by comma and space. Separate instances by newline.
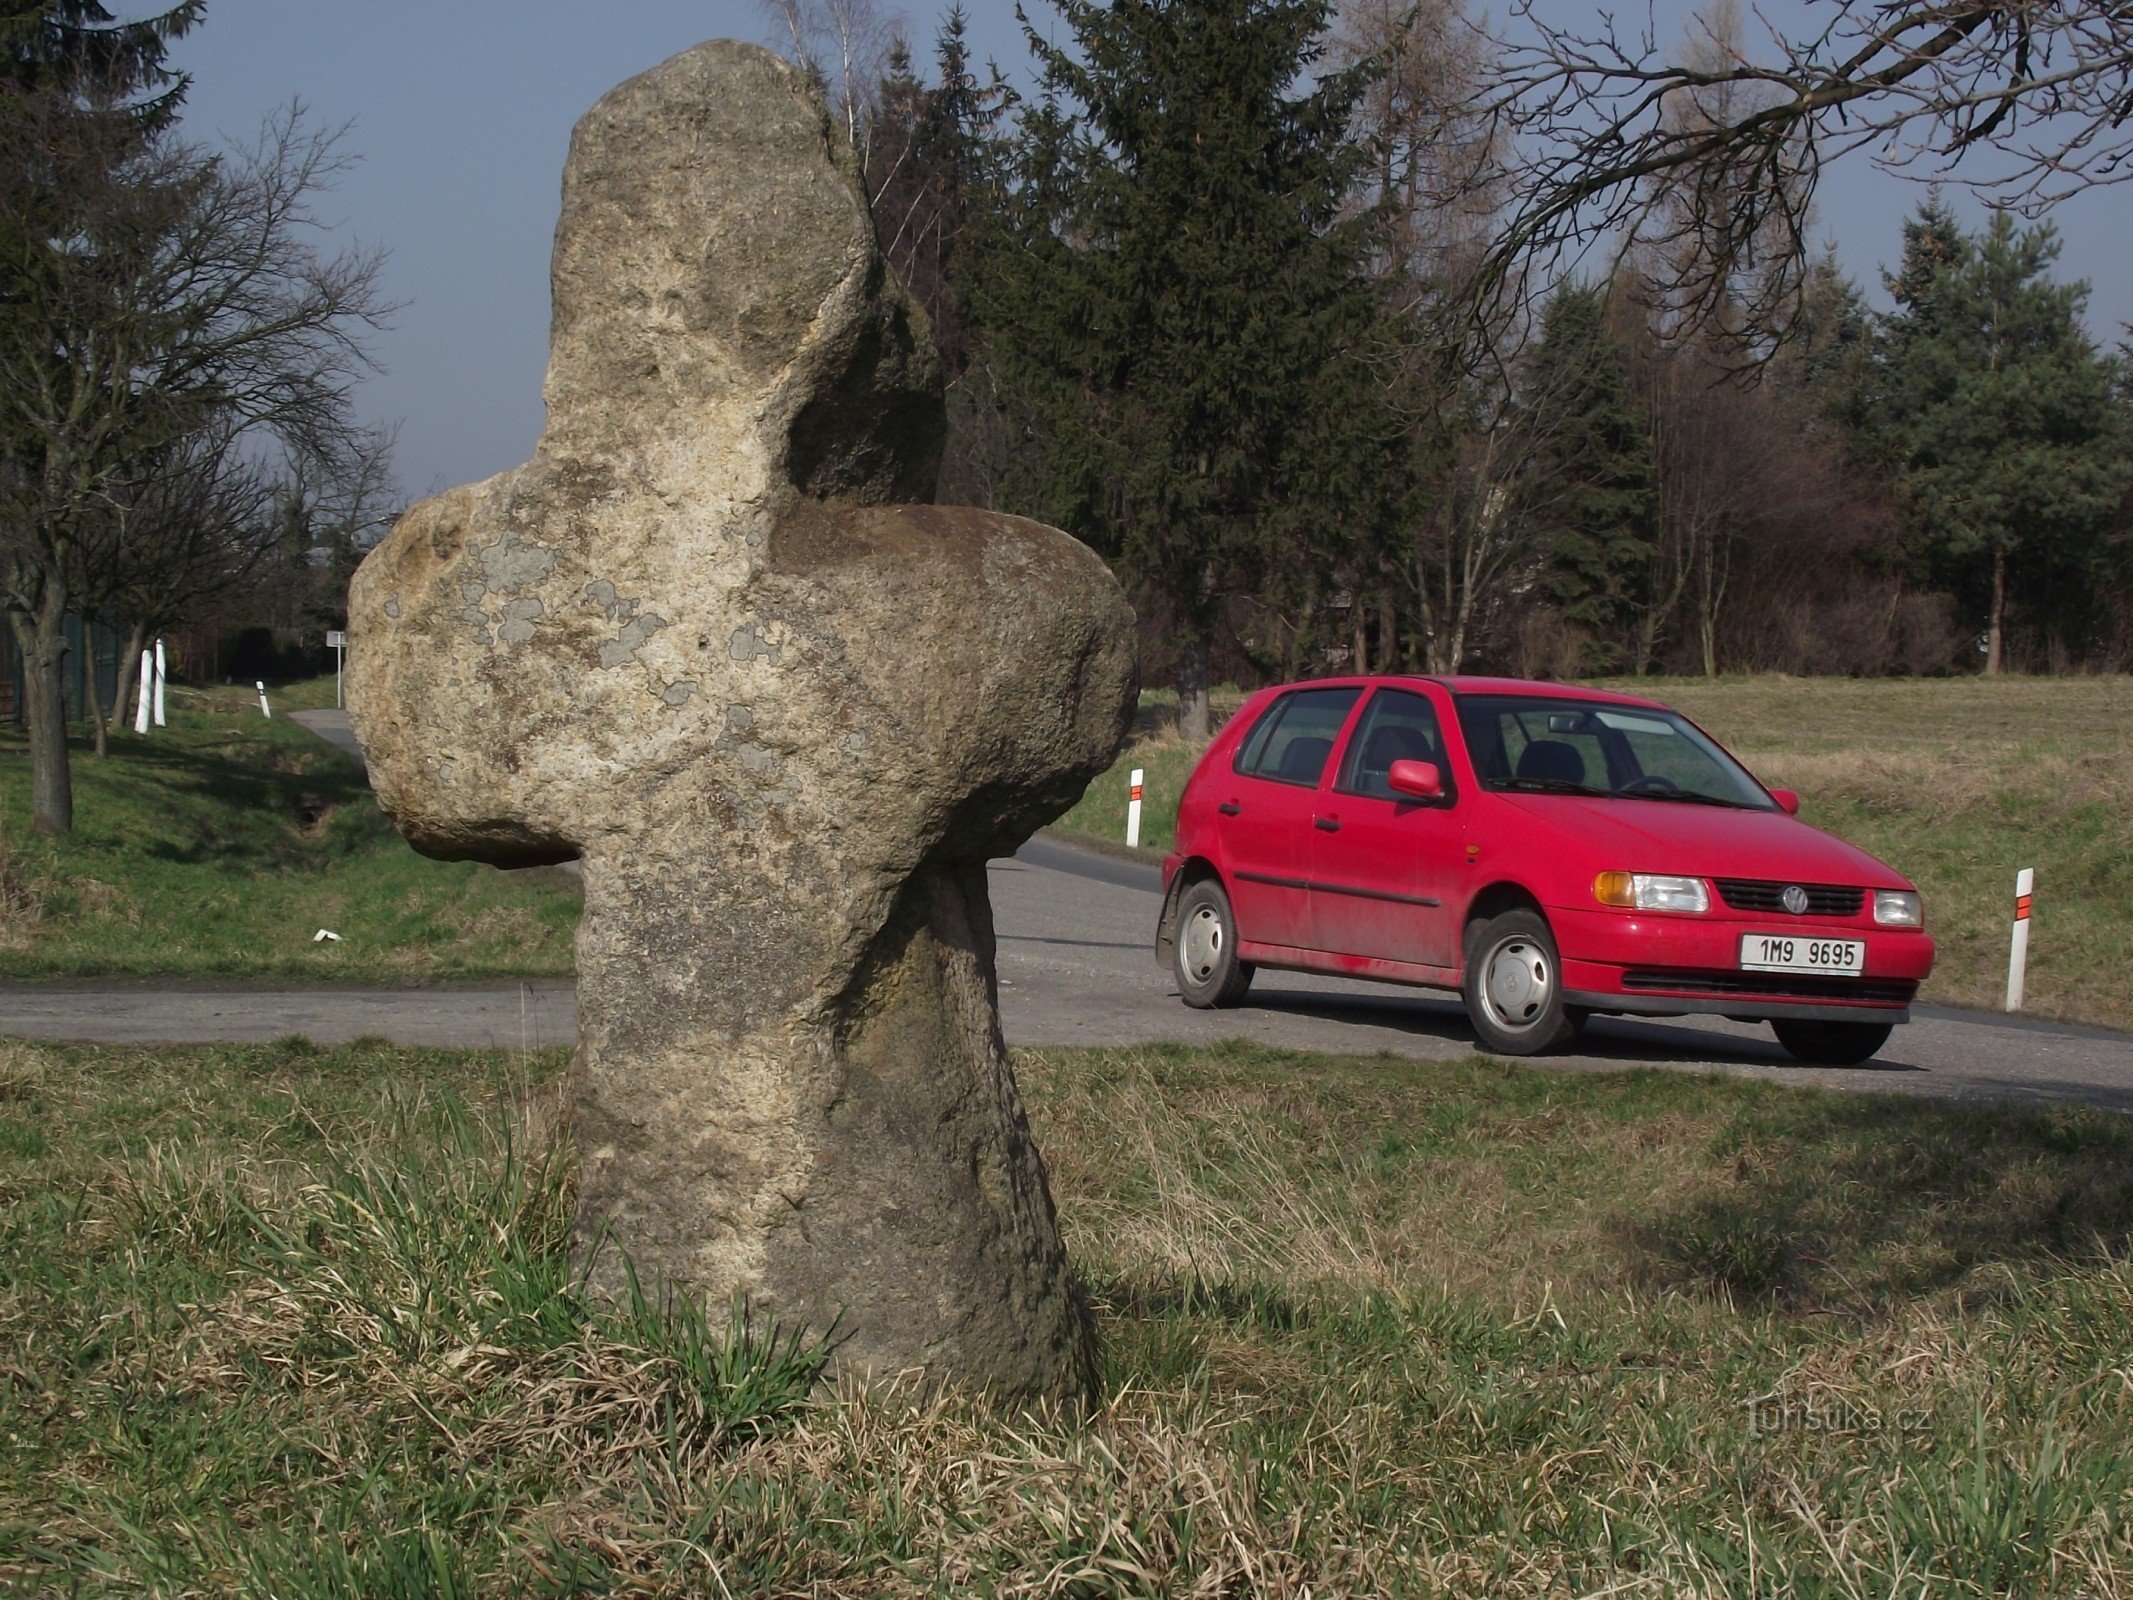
1621, 788, 1750, 808
1497, 777, 1608, 797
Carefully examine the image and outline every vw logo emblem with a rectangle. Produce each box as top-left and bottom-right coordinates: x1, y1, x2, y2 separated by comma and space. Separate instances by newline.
1781, 885, 1810, 915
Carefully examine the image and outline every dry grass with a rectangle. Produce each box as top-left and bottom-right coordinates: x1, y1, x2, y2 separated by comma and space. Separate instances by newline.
7, 1037, 2132, 1596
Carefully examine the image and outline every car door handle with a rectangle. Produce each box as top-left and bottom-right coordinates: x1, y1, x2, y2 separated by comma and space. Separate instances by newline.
1313, 815, 1340, 832
1218, 802, 1241, 816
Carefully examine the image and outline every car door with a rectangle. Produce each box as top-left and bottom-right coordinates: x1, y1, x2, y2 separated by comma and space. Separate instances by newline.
1214, 685, 1362, 952
1307, 686, 1466, 970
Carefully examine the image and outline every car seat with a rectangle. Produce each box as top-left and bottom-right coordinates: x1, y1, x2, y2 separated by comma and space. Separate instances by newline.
1275, 735, 1334, 784
1514, 739, 1586, 786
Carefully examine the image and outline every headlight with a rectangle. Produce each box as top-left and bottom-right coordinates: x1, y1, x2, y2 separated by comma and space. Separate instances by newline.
1594, 872, 1709, 913
1874, 890, 1923, 927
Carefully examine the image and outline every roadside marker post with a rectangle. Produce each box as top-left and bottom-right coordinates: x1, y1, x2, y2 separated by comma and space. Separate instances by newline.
2006, 867, 2034, 1012
326, 629, 347, 708
134, 652, 152, 735
1126, 767, 1145, 850
151, 638, 166, 727
257, 681, 272, 719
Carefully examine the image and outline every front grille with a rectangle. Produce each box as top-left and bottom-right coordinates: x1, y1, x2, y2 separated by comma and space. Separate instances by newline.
1622, 969, 1916, 1005
1712, 878, 1864, 917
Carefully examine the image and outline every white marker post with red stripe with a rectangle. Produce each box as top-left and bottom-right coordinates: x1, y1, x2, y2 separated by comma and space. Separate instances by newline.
1126, 767, 1145, 850
2005, 868, 2035, 1012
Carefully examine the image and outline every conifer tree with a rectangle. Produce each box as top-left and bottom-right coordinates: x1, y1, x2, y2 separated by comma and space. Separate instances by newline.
1875, 208, 2127, 672
1520, 283, 1655, 669
1, 0, 200, 832
976, 0, 1386, 737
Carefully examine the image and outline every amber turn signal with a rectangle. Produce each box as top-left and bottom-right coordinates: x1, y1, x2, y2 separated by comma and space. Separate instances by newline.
1594, 872, 1637, 907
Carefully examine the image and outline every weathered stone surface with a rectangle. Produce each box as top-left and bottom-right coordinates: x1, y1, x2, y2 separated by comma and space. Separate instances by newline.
345, 40, 1135, 1403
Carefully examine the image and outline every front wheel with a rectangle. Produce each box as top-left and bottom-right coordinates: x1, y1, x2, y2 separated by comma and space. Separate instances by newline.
1173, 878, 1254, 1009
1462, 909, 1580, 1055
1772, 1019, 1894, 1066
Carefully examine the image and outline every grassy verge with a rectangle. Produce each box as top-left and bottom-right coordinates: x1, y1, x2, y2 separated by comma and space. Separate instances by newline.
5, 1036, 2130, 1595
0, 683, 578, 980
1056, 674, 2133, 1031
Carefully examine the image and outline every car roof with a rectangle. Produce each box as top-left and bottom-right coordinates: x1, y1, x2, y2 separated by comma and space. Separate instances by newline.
1427, 675, 1669, 709
1256, 675, 1670, 710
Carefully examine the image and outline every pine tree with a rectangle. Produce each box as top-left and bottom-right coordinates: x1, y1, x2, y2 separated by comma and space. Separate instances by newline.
1876, 207, 2128, 672
1520, 283, 1656, 669
975, 0, 1387, 737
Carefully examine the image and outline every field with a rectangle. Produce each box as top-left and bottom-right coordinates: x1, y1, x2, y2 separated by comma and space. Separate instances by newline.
1056, 674, 2133, 1031
0, 684, 578, 980
3, 1036, 2129, 1595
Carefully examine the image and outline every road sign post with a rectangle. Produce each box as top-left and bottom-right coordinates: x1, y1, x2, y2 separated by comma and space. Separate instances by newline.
2006, 867, 2035, 1012
326, 629, 347, 708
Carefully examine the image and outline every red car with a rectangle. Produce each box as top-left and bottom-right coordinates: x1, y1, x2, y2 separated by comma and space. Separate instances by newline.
1156, 676, 1934, 1064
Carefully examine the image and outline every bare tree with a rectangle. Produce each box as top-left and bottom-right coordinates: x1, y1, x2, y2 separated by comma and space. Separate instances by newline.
0, 103, 389, 831
757, 0, 900, 169
1477, 1, 2133, 336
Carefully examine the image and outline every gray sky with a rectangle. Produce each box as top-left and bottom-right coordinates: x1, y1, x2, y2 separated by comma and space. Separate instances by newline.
169, 1, 2133, 505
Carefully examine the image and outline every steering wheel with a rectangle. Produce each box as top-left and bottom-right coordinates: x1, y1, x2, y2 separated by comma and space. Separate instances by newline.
1623, 775, 1679, 793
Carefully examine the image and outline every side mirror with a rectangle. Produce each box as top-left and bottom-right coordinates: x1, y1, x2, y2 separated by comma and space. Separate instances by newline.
1388, 759, 1444, 801
1769, 788, 1801, 816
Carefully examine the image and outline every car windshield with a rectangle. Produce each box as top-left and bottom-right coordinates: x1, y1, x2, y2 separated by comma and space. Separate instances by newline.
1453, 695, 1776, 810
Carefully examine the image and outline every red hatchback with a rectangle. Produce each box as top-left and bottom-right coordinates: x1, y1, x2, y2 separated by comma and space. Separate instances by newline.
1156, 677, 1935, 1064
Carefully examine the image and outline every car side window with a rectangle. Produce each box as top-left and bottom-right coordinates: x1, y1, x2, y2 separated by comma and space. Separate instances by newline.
1234, 687, 1361, 787
1337, 689, 1454, 802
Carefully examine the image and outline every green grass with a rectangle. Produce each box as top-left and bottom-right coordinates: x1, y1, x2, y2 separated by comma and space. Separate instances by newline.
1056, 674, 2133, 1031
0, 682, 578, 980
5, 1035, 2131, 1595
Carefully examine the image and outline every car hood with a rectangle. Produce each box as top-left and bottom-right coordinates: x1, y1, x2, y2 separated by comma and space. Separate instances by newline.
1497, 793, 1912, 889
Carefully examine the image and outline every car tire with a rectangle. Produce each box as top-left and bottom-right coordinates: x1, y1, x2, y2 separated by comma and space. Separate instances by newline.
1771, 1019, 1894, 1066
1463, 909, 1580, 1056
1174, 878, 1253, 1009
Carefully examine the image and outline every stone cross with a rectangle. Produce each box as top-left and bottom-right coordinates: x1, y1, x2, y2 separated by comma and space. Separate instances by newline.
346, 41, 1135, 1403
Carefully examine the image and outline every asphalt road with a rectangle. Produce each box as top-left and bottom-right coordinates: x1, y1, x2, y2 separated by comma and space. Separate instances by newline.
6, 710, 2131, 1112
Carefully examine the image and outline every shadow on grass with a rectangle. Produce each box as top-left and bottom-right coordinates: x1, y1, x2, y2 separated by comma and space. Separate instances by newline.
83, 732, 378, 868
1640, 1091, 2133, 1308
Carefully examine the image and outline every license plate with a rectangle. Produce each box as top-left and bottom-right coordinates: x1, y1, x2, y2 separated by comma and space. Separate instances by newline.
1740, 933, 1865, 975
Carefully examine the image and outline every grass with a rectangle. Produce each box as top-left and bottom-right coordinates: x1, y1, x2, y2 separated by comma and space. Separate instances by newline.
0, 681, 578, 980
5, 1035, 2132, 1595
1055, 674, 2133, 1031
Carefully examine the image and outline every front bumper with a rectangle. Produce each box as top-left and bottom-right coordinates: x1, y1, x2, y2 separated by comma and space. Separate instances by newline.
1550, 904, 1935, 1021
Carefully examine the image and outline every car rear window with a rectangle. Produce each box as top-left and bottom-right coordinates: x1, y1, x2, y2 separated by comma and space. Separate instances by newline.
1235, 687, 1361, 787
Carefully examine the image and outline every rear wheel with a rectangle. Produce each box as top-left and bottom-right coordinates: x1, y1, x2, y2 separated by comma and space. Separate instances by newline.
1772, 1019, 1894, 1066
1174, 878, 1254, 1009
1462, 909, 1581, 1055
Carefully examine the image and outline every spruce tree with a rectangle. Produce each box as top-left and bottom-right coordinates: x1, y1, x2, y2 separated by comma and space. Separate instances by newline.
1520, 283, 1655, 670
1876, 207, 2127, 672
976, 0, 1385, 737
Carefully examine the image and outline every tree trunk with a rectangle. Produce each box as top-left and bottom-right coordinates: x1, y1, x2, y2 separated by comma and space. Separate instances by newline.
83, 620, 109, 759
1351, 606, 1367, 675
1985, 546, 2006, 675
1377, 598, 1396, 672
108, 619, 146, 737
10, 602, 74, 834
1177, 633, 1210, 742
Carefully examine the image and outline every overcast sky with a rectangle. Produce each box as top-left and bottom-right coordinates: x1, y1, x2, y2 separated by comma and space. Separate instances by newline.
169, 1, 2133, 506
